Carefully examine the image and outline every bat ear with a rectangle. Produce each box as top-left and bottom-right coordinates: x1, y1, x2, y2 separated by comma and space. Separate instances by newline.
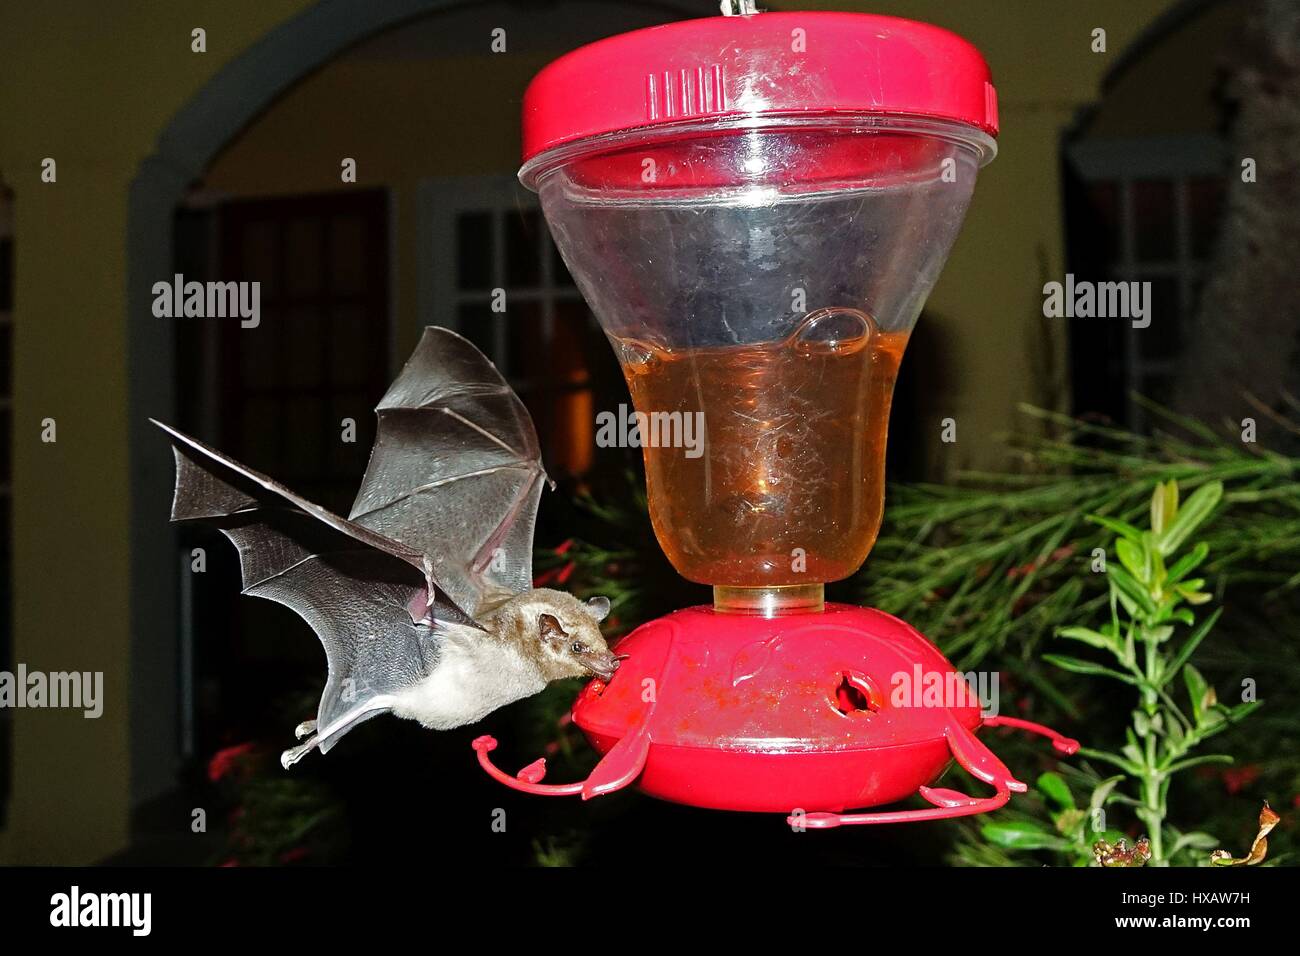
538, 613, 567, 643
585, 596, 611, 623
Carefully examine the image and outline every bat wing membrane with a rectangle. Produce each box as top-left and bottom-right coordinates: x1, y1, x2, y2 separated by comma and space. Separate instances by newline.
156, 421, 477, 752
348, 328, 549, 618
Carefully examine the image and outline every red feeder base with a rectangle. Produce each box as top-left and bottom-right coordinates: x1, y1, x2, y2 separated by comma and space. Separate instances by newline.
474, 604, 1077, 828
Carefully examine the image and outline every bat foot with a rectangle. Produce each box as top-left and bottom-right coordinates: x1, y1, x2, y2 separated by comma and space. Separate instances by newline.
294, 719, 317, 740
281, 735, 319, 769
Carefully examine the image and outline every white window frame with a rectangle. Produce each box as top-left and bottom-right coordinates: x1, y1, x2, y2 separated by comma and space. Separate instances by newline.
417, 175, 590, 385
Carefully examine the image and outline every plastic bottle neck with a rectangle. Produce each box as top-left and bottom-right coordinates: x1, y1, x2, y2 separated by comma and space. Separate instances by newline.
712, 584, 824, 616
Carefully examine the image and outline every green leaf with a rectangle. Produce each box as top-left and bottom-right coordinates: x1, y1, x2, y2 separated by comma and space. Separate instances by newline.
1170, 831, 1219, 855
981, 821, 1070, 851
1107, 565, 1159, 618
1165, 753, 1232, 774
1160, 607, 1222, 689
1227, 700, 1263, 721
1044, 654, 1139, 684
1150, 480, 1178, 537
1175, 584, 1212, 605
1037, 772, 1075, 811
1166, 542, 1208, 583
1116, 538, 1148, 581
1078, 747, 1143, 776
1089, 776, 1125, 817
1158, 481, 1223, 556
1088, 514, 1144, 543
1184, 664, 1209, 721
1057, 626, 1116, 652
1147, 625, 1174, 644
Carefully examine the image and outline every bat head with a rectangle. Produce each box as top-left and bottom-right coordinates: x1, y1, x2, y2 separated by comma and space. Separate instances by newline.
499, 588, 618, 683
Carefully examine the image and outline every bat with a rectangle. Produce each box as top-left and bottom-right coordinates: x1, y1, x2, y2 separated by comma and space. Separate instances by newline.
154, 327, 618, 769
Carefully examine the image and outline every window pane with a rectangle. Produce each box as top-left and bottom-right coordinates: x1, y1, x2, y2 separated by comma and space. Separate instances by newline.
551, 239, 575, 288
1132, 179, 1176, 262
456, 212, 493, 290
329, 214, 368, 296
330, 393, 374, 480
552, 301, 593, 386
1135, 274, 1181, 360
284, 305, 326, 389
239, 320, 281, 390
241, 397, 282, 473
286, 217, 324, 298
240, 220, 278, 297
505, 301, 542, 380
506, 209, 542, 288
329, 305, 375, 389
457, 303, 497, 360
283, 395, 325, 482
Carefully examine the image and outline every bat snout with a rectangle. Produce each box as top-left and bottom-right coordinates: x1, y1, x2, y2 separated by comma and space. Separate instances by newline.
587, 653, 621, 682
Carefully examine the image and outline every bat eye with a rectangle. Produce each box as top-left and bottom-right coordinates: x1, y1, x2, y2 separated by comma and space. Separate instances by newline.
571, 642, 585, 654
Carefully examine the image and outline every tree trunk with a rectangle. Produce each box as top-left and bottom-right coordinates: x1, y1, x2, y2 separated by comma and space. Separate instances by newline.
1173, 0, 1300, 438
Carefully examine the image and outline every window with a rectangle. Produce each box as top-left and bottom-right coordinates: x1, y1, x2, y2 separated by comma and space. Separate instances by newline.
420, 177, 614, 478
174, 189, 392, 758
1066, 136, 1227, 430
216, 191, 391, 512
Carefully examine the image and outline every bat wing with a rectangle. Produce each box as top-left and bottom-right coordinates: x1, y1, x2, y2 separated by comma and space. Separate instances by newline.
348, 327, 549, 618
156, 420, 477, 753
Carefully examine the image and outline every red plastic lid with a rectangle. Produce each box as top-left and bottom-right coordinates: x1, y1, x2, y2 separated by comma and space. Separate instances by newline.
521, 11, 998, 166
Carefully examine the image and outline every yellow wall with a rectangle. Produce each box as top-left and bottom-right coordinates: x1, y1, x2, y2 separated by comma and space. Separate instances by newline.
0, 0, 314, 865
0, 0, 1189, 863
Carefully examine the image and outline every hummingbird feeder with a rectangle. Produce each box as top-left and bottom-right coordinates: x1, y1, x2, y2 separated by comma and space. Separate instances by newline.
473, 6, 1078, 828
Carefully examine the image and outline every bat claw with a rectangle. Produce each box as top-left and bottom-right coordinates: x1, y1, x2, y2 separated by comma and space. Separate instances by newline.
295, 719, 317, 740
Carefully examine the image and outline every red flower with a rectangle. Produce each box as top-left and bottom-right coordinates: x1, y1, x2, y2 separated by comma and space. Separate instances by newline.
207, 742, 257, 783
1221, 765, 1261, 795
556, 561, 576, 585
553, 539, 574, 556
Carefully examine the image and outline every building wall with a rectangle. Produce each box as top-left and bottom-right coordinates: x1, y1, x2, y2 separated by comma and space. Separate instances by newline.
0, 0, 1187, 863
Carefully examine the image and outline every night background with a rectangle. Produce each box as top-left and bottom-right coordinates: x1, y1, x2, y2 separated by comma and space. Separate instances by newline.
0, 0, 1297, 870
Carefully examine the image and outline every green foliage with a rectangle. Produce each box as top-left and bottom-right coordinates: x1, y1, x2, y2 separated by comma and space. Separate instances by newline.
959, 478, 1263, 867
854, 404, 1300, 674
